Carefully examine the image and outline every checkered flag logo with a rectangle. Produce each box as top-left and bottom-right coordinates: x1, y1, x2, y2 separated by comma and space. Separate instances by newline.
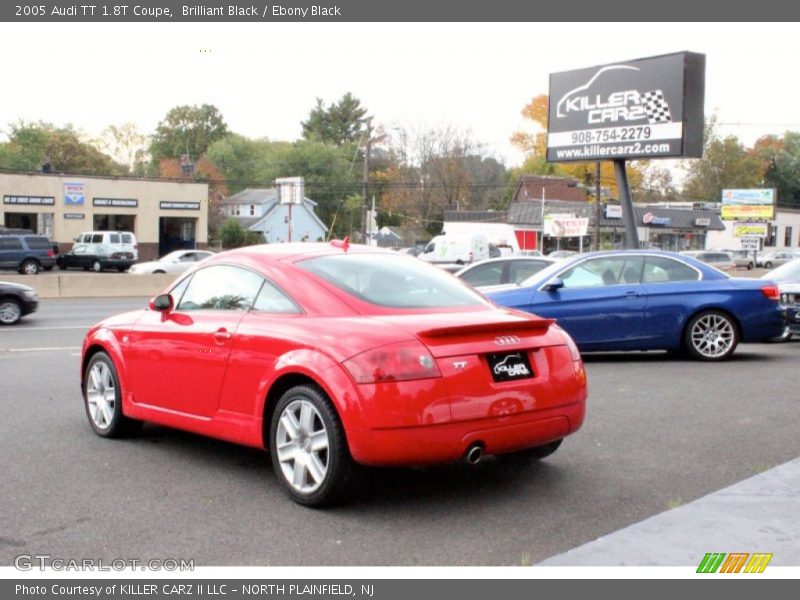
642, 90, 672, 124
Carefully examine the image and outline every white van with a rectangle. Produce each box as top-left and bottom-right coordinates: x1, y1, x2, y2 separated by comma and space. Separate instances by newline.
419, 233, 490, 265
75, 231, 138, 260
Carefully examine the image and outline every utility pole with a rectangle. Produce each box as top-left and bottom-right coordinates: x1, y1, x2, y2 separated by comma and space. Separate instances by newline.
594, 162, 602, 251
361, 118, 372, 243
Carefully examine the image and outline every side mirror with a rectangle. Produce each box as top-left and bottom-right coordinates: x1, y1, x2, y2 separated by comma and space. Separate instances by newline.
543, 277, 564, 292
149, 294, 173, 312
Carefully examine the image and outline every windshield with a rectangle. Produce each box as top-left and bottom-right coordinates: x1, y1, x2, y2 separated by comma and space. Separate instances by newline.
762, 257, 800, 281
297, 253, 487, 309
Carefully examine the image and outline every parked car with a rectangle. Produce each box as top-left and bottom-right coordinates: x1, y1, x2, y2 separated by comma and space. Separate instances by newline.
484, 250, 785, 361
756, 251, 797, 269
782, 285, 800, 339
0, 233, 57, 274
75, 231, 139, 260
762, 258, 800, 341
57, 243, 136, 272
732, 250, 756, 270
418, 232, 490, 265
80, 242, 587, 506
0, 280, 38, 325
128, 250, 214, 275
679, 250, 735, 271
456, 257, 555, 288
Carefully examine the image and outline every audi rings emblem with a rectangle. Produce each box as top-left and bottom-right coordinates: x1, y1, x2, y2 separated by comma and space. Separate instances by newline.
494, 335, 520, 346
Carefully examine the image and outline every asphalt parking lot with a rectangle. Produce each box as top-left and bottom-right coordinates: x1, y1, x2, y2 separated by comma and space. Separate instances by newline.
1, 297, 798, 566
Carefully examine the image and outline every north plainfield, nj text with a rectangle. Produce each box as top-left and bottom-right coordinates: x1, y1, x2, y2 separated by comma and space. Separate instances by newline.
182, 5, 343, 18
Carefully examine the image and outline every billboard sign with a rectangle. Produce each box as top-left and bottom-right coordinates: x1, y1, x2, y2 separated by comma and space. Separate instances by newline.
547, 52, 705, 162
721, 189, 775, 221
544, 213, 589, 237
732, 222, 769, 238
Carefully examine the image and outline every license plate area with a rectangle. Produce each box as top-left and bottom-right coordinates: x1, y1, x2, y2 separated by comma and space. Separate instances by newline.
486, 351, 534, 383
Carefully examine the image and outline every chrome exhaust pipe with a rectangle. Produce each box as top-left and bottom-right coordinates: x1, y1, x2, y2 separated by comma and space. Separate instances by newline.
465, 444, 483, 465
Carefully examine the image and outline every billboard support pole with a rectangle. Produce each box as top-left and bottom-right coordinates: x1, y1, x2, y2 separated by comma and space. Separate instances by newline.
614, 159, 639, 249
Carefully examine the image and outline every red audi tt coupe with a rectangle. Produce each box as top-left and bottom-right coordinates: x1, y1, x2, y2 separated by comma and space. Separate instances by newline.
81, 242, 587, 506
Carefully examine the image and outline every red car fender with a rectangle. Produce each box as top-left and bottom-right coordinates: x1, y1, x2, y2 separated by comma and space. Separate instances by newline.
81, 328, 132, 408
253, 348, 367, 433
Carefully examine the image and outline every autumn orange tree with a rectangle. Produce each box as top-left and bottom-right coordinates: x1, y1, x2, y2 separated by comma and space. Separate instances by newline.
511, 94, 644, 199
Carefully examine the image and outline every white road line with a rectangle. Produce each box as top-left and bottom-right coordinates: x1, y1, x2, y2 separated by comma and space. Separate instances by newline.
0, 346, 81, 353
7, 325, 91, 331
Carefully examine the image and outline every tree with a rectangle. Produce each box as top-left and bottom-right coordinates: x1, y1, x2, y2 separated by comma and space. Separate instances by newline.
682, 117, 763, 201
149, 104, 229, 164
376, 125, 497, 235
301, 93, 368, 146
511, 94, 644, 199
95, 123, 150, 175
753, 132, 800, 207
0, 121, 125, 175
218, 218, 261, 248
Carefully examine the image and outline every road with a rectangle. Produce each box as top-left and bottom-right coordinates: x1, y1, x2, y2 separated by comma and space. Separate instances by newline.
1, 298, 799, 566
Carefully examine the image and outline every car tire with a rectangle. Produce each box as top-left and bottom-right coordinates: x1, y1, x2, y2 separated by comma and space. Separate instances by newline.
19, 259, 39, 275
747, 262, 754, 270
269, 384, 355, 507
684, 310, 739, 361
0, 298, 23, 325
117, 267, 128, 273
765, 261, 773, 269
92, 260, 103, 272
498, 439, 563, 462
82, 351, 142, 438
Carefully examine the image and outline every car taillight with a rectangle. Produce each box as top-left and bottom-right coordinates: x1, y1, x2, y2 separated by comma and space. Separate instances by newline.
554, 326, 582, 362
47, 249, 54, 257
111, 252, 122, 259
761, 285, 780, 300
343, 340, 441, 384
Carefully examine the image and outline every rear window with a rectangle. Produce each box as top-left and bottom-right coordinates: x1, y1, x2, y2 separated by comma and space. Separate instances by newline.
297, 253, 485, 309
24, 237, 51, 250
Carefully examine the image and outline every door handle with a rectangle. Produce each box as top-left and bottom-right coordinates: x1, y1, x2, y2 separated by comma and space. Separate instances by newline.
213, 328, 232, 342
625, 291, 643, 297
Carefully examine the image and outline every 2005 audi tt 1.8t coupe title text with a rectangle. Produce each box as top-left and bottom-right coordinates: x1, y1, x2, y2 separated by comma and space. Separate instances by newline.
80, 242, 587, 506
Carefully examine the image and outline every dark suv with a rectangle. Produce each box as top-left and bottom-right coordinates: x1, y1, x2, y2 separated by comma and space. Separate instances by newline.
0, 234, 57, 274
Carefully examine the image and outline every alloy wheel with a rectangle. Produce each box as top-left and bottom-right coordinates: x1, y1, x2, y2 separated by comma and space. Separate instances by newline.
275, 399, 330, 494
690, 313, 735, 359
86, 361, 116, 430
0, 300, 22, 324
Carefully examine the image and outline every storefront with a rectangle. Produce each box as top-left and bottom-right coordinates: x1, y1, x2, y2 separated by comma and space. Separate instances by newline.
0, 172, 208, 261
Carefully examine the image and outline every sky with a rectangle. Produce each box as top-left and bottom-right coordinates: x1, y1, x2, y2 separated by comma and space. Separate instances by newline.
1, 22, 799, 170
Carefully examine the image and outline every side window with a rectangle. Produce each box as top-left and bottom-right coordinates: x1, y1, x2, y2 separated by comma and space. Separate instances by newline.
559, 256, 644, 288
0, 237, 24, 250
643, 257, 700, 283
178, 253, 196, 262
177, 266, 263, 311
91, 234, 103, 244
121, 234, 132, 244
460, 263, 503, 287
510, 261, 549, 284
109, 234, 121, 244
169, 275, 192, 306
25, 237, 51, 250
252, 280, 301, 314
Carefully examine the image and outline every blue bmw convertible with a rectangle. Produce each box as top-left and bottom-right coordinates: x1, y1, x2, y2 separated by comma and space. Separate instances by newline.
483, 250, 785, 361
